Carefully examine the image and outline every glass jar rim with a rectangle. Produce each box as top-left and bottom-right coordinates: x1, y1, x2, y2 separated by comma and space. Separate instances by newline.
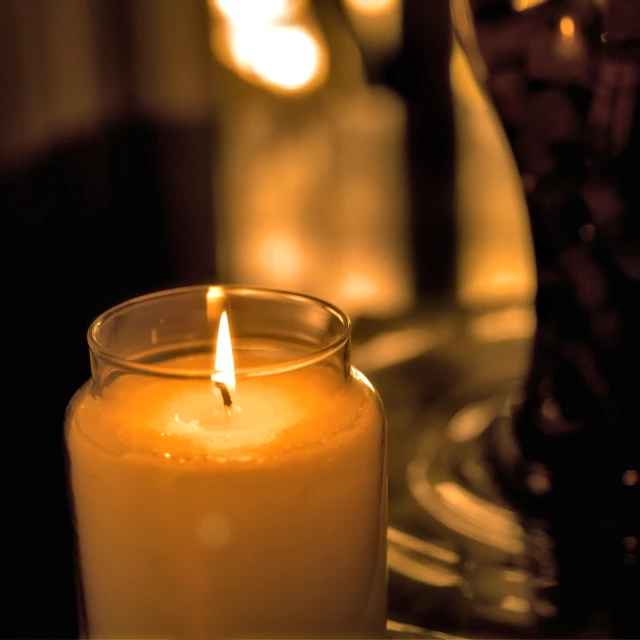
88, 285, 352, 380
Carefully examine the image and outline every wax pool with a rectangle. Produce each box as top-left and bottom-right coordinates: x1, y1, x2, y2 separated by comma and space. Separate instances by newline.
66, 351, 387, 639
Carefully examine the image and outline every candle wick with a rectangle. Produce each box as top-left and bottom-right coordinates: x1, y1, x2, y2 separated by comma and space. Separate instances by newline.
213, 381, 233, 410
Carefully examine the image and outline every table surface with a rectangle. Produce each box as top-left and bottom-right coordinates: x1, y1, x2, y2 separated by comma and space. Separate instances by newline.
352, 301, 626, 639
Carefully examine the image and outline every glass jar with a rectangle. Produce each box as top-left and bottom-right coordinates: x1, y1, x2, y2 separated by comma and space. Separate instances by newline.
65, 285, 387, 639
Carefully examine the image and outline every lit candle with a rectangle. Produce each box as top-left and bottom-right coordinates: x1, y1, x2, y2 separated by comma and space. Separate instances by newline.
528, 15, 590, 86
65, 286, 387, 639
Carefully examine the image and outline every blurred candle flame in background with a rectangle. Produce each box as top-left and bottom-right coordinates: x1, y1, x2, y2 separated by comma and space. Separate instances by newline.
225, 24, 324, 92
209, 0, 327, 93
208, 0, 415, 319
559, 15, 576, 42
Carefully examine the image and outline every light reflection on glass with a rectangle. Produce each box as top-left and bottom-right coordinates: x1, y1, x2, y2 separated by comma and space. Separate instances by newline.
502, 569, 528, 583
451, 39, 537, 309
352, 328, 441, 372
387, 546, 463, 588
388, 527, 460, 566
470, 307, 536, 344
500, 595, 531, 613
447, 403, 494, 443
408, 459, 525, 555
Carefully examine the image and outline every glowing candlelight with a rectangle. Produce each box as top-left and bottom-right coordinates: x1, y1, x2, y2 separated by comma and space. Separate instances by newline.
213, 310, 235, 402
65, 286, 388, 639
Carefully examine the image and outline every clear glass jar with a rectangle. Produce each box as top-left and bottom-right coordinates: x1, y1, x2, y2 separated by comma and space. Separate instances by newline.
65, 285, 387, 639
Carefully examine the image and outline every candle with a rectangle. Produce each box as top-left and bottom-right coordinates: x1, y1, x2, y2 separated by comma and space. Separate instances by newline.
527, 16, 590, 87
65, 286, 387, 639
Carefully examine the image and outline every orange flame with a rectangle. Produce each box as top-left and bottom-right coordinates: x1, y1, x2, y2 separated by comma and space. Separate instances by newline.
213, 310, 236, 392
559, 16, 576, 42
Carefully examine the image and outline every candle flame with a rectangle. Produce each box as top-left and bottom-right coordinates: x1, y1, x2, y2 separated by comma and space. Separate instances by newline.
560, 16, 576, 42
213, 311, 236, 392
209, 0, 326, 93
224, 23, 325, 92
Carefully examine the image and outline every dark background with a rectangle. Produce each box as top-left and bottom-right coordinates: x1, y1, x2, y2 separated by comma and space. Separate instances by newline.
2, 1, 216, 636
